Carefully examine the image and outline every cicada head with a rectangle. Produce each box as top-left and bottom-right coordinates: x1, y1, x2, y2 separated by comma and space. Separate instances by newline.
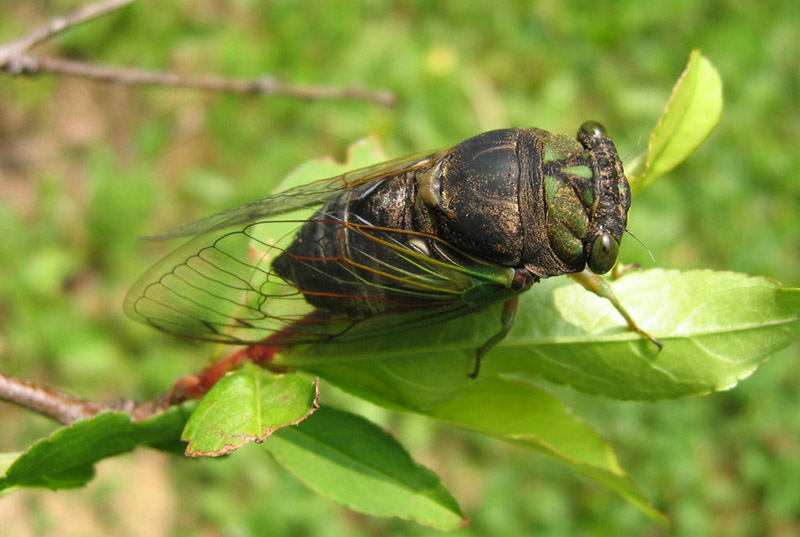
532, 121, 631, 277
577, 121, 631, 274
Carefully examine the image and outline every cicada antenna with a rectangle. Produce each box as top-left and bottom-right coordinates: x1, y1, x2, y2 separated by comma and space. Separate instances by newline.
621, 137, 643, 163
624, 228, 655, 263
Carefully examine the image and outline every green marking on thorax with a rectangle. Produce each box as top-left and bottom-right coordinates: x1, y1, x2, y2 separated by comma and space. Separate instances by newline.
544, 175, 558, 205
561, 165, 593, 179
558, 199, 589, 236
543, 144, 555, 163
543, 136, 582, 163
582, 187, 595, 207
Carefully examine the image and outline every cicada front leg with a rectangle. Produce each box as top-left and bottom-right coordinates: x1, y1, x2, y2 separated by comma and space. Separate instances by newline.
569, 269, 663, 350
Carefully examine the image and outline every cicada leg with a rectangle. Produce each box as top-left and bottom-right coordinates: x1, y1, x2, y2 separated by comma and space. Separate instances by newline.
470, 296, 520, 378
170, 342, 287, 402
610, 261, 641, 280
569, 269, 663, 350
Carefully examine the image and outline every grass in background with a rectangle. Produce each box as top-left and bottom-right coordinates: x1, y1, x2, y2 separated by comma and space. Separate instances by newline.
0, 1, 798, 535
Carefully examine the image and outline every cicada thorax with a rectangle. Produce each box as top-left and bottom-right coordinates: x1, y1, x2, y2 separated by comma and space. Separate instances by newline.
273, 122, 631, 318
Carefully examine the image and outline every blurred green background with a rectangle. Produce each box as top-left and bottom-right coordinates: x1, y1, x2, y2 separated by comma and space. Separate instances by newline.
1, 1, 798, 535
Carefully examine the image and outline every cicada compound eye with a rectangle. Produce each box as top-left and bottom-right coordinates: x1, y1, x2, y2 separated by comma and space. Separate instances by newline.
579, 120, 607, 140
588, 234, 619, 274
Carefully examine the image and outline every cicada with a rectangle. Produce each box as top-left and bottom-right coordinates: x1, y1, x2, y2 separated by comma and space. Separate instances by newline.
125, 121, 659, 376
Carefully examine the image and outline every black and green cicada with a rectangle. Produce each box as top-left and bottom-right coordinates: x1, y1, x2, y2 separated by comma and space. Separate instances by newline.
125, 121, 660, 375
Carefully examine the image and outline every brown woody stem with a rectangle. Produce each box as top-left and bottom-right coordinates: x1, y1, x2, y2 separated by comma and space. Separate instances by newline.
0, 0, 395, 106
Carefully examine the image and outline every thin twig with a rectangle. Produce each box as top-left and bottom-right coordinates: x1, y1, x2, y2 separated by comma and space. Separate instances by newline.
0, 370, 184, 424
0, 0, 396, 106
0, 0, 133, 59
0, 370, 128, 424
5, 55, 396, 105
0, 341, 285, 423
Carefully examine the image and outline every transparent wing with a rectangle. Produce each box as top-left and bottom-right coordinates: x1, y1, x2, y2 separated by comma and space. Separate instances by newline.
147, 148, 447, 240
124, 217, 516, 346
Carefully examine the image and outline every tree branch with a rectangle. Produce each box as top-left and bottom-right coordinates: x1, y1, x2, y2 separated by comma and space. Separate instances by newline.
0, 0, 395, 106
0, 345, 280, 424
0, 370, 130, 424
4, 55, 396, 105
0, 370, 190, 424
0, 0, 132, 61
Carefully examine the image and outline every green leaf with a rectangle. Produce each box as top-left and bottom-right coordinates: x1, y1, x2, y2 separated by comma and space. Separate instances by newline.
499, 270, 798, 400
276, 270, 797, 516
265, 406, 466, 531
0, 407, 191, 491
284, 270, 799, 403
628, 50, 723, 191
0, 453, 21, 478
277, 136, 388, 191
182, 366, 319, 457
428, 377, 664, 521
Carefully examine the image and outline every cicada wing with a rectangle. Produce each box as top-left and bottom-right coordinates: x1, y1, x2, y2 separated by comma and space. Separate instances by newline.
125, 220, 306, 344
125, 212, 517, 347
146, 148, 448, 240
126, 144, 518, 346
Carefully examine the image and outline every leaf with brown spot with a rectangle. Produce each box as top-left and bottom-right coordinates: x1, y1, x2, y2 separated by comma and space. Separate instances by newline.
182, 366, 319, 457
